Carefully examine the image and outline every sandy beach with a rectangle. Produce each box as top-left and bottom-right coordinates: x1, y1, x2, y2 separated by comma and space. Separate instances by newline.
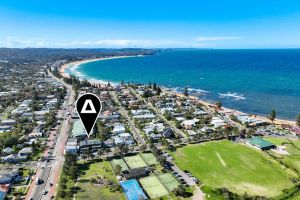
60, 57, 297, 127
59, 55, 140, 79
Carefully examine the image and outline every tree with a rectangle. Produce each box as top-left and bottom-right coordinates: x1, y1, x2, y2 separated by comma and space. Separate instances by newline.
114, 164, 122, 175
164, 111, 172, 120
297, 114, 300, 126
140, 144, 147, 152
104, 148, 111, 159
143, 89, 153, 98
82, 150, 89, 163
184, 87, 189, 97
88, 151, 95, 160
97, 149, 104, 159
216, 101, 222, 109
161, 139, 170, 150
269, 109, 276, 123
156, 86, 162, 95
173, 185, 187, 197
153, 82, 157, 90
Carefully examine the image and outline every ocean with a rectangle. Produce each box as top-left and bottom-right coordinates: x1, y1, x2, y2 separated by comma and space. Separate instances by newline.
66, 49, 300, 120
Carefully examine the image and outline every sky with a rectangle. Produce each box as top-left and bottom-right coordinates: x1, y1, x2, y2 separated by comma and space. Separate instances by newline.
1, 0, 300, 48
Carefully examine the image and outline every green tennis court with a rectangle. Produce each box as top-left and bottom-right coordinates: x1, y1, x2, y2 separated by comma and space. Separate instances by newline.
157, 173, 180, 192
111, 158, 129, 171
140, 153, 158, 165
124, 155, 147, 169
139, 175, 169, 199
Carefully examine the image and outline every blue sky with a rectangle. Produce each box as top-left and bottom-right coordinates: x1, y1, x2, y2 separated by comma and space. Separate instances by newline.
1, 0, 300, 48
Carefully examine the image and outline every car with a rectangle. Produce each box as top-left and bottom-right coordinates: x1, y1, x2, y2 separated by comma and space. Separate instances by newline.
50, 182, 53, 187
42, 190, 48, 195
50, 195, 54, 199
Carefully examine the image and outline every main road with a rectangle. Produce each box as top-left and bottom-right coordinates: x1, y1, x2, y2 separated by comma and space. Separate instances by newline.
26, 71, 75, 200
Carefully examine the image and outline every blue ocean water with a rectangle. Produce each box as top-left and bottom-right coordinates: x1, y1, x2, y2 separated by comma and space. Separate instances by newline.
66, 49, 300, 120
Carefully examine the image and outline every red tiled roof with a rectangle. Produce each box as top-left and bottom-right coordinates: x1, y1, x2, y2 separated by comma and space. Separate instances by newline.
0, 184, 10, 192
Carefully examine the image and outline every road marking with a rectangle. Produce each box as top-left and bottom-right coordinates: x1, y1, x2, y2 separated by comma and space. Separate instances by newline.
216, 152, 227, 167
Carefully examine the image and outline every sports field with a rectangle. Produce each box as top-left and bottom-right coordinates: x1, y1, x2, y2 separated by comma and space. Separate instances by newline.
124, 155, 147, 169
140, 153, 158, 165
111, 158, 129, 171
139, 175, 169, 199
157, 173, 180, 192
173, 140, 294, 197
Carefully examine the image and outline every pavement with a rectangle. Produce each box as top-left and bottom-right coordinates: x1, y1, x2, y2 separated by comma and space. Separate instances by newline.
25, 72, 75, 200
163, 153, 205, 200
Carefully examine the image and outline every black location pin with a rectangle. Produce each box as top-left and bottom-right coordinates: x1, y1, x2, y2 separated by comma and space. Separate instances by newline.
76, 93, 102, 137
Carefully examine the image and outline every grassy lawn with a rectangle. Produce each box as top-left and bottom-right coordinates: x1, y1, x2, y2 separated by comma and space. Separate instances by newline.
75, 160, 125, 200
123, 154, 147, 169
172, 140, 295, 198
264, 136, 300, 172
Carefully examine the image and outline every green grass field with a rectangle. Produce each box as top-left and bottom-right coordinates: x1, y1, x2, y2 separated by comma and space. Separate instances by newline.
264, 136, 300, 172
140, 152, 159, 165
139, 175, 169, 199
111, 158, 129, 171
157, 173, 180, 192
75, 161, 125, 200
124, 154, 147, 169
173, 140, 294, 197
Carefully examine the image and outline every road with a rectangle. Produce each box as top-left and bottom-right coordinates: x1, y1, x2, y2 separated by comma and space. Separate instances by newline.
26, 72, 75, 200
111, 92, 145, 145
164, 154, 205, 200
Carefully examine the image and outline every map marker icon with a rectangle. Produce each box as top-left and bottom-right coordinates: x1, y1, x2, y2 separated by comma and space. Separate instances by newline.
76, 93, 102, 137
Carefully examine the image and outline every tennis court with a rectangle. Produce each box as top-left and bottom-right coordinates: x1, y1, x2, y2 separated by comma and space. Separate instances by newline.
111, 158, 129, 171
157, 173, 180, 192
124, 155, 147, 169
139, 175, 169, 199
140, 153, 158, 165
120, 179, 148, 200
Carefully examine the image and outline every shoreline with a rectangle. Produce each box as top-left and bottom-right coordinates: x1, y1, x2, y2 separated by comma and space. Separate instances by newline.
59, 55, 142, 80
59, 57, 297, 127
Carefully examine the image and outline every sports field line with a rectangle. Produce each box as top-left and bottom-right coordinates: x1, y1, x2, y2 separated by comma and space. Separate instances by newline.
216, 152, 227, 167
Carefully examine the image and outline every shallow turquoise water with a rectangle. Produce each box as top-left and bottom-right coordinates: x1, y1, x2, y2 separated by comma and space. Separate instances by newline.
66, 49, 300, 120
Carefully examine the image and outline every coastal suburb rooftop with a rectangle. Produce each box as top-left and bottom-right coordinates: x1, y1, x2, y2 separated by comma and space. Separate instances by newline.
71, 120, 86, 137
247, 137, 275, 150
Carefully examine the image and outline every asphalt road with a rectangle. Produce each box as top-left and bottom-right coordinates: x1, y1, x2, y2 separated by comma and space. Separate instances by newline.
26, 72, 75, 200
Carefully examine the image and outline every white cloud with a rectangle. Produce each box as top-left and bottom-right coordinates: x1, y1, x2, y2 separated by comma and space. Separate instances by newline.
196, 36, 243, 41
0, 36, 242, 48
